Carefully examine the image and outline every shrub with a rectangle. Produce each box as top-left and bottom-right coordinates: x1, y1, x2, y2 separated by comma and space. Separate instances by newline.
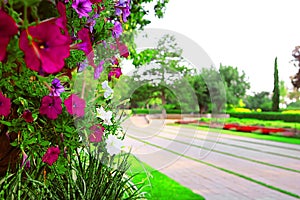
227, 112, 300, 123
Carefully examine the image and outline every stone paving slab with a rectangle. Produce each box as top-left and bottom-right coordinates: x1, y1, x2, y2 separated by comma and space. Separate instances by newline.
130, 125, 300, 171
124, 137, 299, 200
122, 117, 300, 200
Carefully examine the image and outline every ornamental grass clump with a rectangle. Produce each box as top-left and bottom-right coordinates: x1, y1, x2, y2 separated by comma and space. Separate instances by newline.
0, 0, 144, 199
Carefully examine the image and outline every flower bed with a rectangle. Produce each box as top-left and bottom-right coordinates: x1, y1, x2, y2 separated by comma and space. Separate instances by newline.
174, 119, 293, 136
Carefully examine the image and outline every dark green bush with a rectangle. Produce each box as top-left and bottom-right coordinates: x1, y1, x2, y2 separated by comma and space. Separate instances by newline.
227, 112, 300, 123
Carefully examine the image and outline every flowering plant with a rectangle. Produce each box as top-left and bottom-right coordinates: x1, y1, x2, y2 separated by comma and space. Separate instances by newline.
0, 0, 151, 198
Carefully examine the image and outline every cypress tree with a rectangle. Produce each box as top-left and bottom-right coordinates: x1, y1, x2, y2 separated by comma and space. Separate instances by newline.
272, 57, 280, 111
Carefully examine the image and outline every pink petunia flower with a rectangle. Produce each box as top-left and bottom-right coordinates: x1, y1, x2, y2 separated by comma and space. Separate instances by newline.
0, 92, 11, 117
0, 10, 18, 61
19, 21, 70, 74
22, 110, 34, 123
72, 0, 93, 18
39, 96, 62, 120
89, 124, 105, 143
108, 67, 122, 81
42, 146, 60, 166
64, 94, 86, 117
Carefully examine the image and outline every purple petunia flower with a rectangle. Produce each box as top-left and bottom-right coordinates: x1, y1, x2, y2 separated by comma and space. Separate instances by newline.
112, 21, 123, 39
115, 0, 130, 22
22, 150, 30, 168
50, 78, 65, 96
89, 124, 105, 143
77, 60, 89, 72
39, 96, 62, 120
94, 60, 104, 79
86, 14, 99, 33
72, 0, 93, 18
64, 94, 86, 117
42, 146, 60, 166
22, 110, 34, 123
108, 67, 122, 81
0, 92, 11, 117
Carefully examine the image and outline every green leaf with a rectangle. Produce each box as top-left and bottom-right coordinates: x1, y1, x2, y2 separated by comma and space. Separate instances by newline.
27, 124, 35, 133
0, 120, 12, 126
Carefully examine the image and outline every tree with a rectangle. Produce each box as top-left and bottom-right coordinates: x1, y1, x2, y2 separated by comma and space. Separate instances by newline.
279, 80, 288, 108
218, 64, 250, 107
272, 57, 280, 111
130, 34, 195, 113
245, 92, 272, 111
187, 74, 210, 113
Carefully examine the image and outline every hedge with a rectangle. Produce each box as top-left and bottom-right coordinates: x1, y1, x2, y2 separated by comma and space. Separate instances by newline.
131, 109, 184, 114
227, 112, 300, 123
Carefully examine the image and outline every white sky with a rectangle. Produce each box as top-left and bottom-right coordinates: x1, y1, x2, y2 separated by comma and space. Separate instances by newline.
143, 0, 300, 93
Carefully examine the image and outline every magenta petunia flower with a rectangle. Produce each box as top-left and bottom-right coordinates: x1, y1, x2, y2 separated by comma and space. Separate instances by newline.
72, 28, 95, 67
49, 78, 65, 96
112, 21, 123, 39
94, 60, 104, 79
22, 110, 34, 123
0, 10, 18, 61
0, 92, 11, 117
108, 67, 122, 81
55, 2, 68, 34
90, 0, 102, 3
42, 146, 60, 166
72, 0, 93, 18
89, 124, 105, 143
19, 21, 70, 74
116, 39, 129, 58
111, 56, 119, 65
64, 94, 86, 117
39, 96, 62, 120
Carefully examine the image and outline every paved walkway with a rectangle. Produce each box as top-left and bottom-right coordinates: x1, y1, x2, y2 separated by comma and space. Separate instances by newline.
122, 116, 300, 200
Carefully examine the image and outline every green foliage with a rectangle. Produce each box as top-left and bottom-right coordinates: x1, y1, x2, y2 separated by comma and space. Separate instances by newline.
187, 73, 210, 113
127, 0, 169, 31
131, 108, 182, 114
0, 149, 144, 200
272, 57, 280, 111
219, 64, 250, 106
227, 112, 300, 123
244, 91, 272, 111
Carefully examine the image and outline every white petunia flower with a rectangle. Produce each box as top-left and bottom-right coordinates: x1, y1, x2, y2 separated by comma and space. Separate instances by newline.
96, 106, 113, 125
106, 135, 123, 156
101, 80, 113, 99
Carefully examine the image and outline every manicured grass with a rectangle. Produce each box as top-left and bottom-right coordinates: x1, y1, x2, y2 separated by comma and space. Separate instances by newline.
127, 155, 205, 200
170, 123, 300, 145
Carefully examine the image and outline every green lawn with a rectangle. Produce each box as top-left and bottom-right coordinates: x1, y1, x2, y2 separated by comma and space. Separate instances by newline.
127, 155, 205, 200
